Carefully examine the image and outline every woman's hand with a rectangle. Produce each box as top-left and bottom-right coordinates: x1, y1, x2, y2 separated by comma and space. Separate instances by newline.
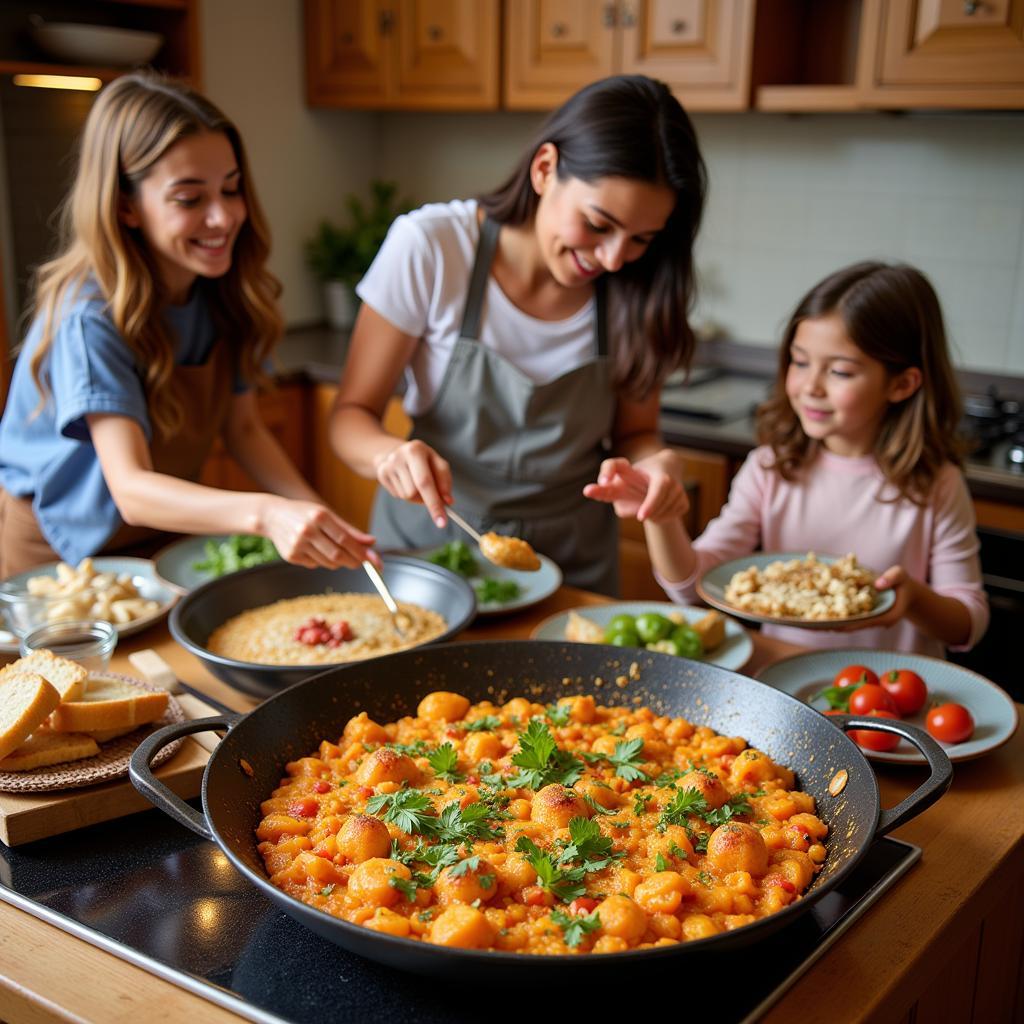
263, 498, 378, 570
583, 450, 688, 523
373, 440, 453, 527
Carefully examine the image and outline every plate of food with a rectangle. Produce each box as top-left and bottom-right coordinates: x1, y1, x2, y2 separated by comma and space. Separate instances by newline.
697, 551, 895, 630
0, 556, 178, 652
756, 648, 1018, 764
154, 533, 280, 594
414, 540, 562, 616
530, 601, 753, 671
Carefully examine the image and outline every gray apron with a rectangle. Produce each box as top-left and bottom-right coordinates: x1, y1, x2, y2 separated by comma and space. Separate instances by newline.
371, 216, 619, 595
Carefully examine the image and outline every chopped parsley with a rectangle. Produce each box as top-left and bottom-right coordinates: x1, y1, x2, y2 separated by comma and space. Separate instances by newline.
609, 721, 628, 736
556, 817, 621, 873
550, 907, 602, 948
385, 739, 430, 757
633, 792, 653, 816
508, 720, 585, 790
655, 853, 668, 872
583, 738, 647, 783
580, 792, 617, 816
448, 854, 481, 878
426, 742, 463, 782
319, 884, 335, 897
366, 788, 437, 835
434, 800, 504, 843
544, 703, 572, 726
462, 716, 501, 733
475, 578, 522, 604
515, 837, 587, 903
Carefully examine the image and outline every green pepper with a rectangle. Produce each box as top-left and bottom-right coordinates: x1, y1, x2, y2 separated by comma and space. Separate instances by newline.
605, 628, 641, 648
634, 612, 673, 644
671, 624, 703, 660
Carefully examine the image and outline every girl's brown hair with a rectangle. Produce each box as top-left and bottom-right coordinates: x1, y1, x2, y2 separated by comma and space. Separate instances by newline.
29, 71, 282, 437
757, 261, 964, 502
478, 75, 707, 400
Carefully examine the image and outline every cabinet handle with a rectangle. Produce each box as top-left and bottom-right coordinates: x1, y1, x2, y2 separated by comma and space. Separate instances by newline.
963, 0, 983, 12
379, 9, 394, 33
427, 23, 443, 41
671, 19, 688, 33
603, 3, 617, 28
551, 21, 567, 37
620, 4, 636, 28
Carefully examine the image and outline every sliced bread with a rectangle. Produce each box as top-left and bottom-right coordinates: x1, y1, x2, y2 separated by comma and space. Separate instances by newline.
48, 675, 168, 734
0, 729, 100, 771
0, 649, 88, 701
0, 673, 62, 760
82, 723, 142, 743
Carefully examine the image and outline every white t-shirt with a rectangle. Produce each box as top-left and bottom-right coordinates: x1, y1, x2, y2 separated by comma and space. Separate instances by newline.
356, 199, 597, 416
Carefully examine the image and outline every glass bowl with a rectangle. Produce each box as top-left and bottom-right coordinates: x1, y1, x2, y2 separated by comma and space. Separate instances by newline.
0, 581, 82, 637
19, 619, 117, 674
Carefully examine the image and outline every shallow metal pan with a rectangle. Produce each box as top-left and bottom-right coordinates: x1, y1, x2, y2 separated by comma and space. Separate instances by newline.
131, 641, 950, 978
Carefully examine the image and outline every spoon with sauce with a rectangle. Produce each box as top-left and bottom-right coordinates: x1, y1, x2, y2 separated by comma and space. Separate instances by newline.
445, 509, 541, 572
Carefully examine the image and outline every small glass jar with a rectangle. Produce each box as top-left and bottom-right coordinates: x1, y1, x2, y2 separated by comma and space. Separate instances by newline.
19, 619, 117, 674
0, 581, 76, 637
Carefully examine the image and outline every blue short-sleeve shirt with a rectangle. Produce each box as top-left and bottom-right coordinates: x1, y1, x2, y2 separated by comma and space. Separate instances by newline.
0, 282, 232, 563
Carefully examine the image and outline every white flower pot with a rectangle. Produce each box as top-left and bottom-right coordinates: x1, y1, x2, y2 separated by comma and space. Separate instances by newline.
324, 280, 358, 331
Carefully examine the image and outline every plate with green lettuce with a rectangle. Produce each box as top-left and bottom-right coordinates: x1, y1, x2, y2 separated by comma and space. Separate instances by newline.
414, 540, 562, 616
153, 534, 281, 594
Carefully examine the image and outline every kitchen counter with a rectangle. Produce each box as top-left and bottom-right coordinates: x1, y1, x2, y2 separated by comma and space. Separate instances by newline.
273, 326, 1024, 507
0, 590, 1021, 1024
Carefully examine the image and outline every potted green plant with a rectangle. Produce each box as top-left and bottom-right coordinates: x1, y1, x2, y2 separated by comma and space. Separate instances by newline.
305, 179, 413, 330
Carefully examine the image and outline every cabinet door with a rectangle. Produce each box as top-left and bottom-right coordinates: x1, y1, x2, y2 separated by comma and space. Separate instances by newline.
305, 0, 393, 107
619, 0, 755, 109
394, 0, 500, 109
505, 0, 617, 110
870, 0, 1024, 104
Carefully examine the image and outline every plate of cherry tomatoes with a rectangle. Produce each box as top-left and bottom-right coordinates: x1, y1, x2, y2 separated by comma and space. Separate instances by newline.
756, 649, 1019, 764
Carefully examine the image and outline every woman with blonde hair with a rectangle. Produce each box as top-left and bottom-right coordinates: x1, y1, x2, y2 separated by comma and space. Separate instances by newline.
0, 72, 375, 576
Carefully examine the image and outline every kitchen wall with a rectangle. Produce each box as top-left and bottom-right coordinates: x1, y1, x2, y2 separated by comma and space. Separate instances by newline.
205, 4, 1024, 376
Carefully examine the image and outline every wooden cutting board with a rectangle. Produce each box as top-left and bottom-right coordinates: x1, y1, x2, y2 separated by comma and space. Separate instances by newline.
0, 693, 222, 846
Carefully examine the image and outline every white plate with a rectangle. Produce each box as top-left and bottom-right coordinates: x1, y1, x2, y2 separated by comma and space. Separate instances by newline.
529, 602, 753, 672
697, 552, 896, 630
756, 648, 1019, 764
153, 534, 281, 594
0, 556, 177, 653
412, 547, 562, 617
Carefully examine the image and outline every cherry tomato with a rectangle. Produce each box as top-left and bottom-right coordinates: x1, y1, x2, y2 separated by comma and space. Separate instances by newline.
848, 683, 898, 716
850, 709, 901, 752
880, 669, 928, 715
568, 897, 600, 916
833, 664, 880, 689
926, 703, 975, 744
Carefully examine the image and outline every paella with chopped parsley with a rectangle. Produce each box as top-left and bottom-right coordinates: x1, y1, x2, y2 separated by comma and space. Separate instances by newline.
256, 687, 828, 954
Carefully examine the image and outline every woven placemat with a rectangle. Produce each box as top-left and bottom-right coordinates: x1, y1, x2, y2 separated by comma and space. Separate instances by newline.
0, 673, 186, 793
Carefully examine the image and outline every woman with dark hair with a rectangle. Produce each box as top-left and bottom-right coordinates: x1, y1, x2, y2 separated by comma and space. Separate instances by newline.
330, 75, 707, 594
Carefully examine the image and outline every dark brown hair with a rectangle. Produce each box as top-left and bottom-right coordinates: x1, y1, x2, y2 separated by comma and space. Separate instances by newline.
30, 71, 282, 437
478, 75, 706, 400
756, 261, 964, 502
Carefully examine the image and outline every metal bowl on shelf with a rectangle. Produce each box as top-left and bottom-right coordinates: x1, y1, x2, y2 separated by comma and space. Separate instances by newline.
169, 555, 476, 699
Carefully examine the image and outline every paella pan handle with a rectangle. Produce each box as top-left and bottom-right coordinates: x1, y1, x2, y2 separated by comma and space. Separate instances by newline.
129, 714, 239, 840
830, 714, 953, 836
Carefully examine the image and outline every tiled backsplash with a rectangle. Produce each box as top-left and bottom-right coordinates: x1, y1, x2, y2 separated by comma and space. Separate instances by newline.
376, 110, 1024, 375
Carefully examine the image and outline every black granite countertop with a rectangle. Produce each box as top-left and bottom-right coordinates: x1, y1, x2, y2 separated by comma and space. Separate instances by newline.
274, 325, 1024, 506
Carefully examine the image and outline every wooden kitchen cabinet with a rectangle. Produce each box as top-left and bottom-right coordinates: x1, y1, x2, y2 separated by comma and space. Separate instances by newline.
754, 0, 1024, 110
304, 0, 500, 110
199, 383, 311, 493
505, 0, 756, 111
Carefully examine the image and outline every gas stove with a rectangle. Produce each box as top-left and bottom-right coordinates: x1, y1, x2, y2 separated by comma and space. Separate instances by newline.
961, 387, 1023, 468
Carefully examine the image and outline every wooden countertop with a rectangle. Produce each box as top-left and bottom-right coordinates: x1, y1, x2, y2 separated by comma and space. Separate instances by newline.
0, 586, 1021, 1023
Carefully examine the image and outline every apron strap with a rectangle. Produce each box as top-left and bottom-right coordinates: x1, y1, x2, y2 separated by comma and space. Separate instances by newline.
459, 214, 609, 359
459, 216, 501, 340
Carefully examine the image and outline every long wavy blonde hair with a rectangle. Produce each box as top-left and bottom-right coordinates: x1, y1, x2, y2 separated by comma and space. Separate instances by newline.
29, 71, 282, 437
756, 262, 964, 503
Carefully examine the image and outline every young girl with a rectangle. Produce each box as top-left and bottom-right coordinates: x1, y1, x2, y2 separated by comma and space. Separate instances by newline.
329, 75, 705, 594
0, 72, 375, 577
585, 262, 990, 656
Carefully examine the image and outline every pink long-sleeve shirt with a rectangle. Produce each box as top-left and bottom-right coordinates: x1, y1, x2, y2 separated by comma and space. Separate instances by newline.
658, 446, 989, 657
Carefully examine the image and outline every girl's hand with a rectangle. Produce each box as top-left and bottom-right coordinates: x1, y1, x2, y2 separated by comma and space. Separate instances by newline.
374, 440, 453, 527
263, 498, 379, 570
835, 564, 916, 631
583, 451, 688, 524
